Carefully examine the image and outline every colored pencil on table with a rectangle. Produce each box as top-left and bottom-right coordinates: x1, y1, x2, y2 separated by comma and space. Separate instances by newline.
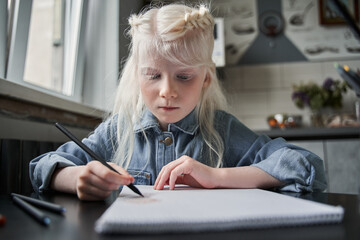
12, 195, 51, 226
11, 193, 66, 214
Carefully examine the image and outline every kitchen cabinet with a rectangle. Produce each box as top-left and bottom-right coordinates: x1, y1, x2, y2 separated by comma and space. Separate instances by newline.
324, 139, 360, 194
289, 138, 360, 195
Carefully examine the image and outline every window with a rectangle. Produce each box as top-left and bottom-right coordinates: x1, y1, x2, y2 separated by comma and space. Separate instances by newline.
23, 0, 64, 93
5, 0, 87, 101
2, 0, 122, 111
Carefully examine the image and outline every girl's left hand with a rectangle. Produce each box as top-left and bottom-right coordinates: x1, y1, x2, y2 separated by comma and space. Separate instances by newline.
154, 155, 218, 190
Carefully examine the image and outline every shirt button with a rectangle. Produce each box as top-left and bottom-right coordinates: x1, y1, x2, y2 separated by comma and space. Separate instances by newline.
160, 137, 173, 146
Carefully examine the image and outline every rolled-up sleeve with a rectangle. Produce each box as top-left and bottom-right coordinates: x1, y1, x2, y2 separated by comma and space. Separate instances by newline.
29, 118, 117, 193
219, 111, 327, 192
30, 153, 78, 193
250, 137, 327, 192
239, 136, 327, 192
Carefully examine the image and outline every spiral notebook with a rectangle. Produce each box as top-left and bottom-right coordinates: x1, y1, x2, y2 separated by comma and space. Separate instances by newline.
95, 185, 344, 234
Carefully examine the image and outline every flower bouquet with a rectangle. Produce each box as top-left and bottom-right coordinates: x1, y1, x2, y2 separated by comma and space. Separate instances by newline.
291, 78, 348, 127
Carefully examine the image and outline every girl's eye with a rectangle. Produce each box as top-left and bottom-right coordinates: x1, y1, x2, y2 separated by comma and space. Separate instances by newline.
148, 74, 160, 80
177, 75, 191, 81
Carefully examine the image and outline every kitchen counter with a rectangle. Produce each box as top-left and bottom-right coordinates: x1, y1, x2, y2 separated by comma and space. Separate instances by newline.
256, 126, 360, 140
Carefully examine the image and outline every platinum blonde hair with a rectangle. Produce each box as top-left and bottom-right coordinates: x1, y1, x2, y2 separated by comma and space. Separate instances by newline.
110, 3, 227, 169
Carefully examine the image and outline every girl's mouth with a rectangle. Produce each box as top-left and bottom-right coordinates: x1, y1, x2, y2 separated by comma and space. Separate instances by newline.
160, 106, 179, 111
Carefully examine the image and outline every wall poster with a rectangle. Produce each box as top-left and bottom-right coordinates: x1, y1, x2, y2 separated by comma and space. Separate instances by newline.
212, 0, 258, 65
282, 0, 360, 61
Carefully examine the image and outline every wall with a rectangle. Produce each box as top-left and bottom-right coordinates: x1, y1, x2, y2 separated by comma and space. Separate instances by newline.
222, 59, 360, 130
215, 0, 360, 130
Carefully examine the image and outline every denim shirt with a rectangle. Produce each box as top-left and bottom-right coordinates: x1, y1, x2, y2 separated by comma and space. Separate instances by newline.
29, 109, 327, 193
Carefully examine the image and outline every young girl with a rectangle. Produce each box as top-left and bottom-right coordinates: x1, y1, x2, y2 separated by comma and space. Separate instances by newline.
30, 4, 327, 201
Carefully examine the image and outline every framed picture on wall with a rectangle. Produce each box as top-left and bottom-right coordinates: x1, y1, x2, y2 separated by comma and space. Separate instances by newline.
319, 0, 359, 25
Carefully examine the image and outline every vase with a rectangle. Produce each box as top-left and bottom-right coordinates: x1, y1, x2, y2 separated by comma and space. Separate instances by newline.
310, 108, 339, 127
310, 110, 324, 127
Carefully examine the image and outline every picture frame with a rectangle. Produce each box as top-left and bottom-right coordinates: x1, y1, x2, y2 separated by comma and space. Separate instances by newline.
319, 0, 359, 25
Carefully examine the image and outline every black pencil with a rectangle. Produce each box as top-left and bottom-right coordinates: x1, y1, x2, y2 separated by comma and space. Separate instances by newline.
55, 122, 144, 197
12, 195, 51, 226
11, 193, 66, 214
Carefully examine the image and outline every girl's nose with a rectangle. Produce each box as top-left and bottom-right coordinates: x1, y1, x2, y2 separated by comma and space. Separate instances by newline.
159, 77, 178, 99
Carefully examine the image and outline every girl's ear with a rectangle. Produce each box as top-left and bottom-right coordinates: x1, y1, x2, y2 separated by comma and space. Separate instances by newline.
202, 68, 212, 89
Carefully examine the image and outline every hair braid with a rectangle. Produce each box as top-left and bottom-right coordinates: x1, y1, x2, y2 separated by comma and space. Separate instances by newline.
184, 5, 214, 30
128, 14, 141, 36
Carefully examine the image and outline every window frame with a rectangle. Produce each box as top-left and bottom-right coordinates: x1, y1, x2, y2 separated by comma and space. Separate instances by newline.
0, 0, 6, 78
5, 0, 88, 103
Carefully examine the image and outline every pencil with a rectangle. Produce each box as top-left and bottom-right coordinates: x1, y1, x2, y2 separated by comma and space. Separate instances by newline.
55, 122, 144, 197
12, 196, 51, 226
11, 193, 66, 214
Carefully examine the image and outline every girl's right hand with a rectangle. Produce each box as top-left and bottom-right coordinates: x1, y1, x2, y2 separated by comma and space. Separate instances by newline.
75, 161, 134, 201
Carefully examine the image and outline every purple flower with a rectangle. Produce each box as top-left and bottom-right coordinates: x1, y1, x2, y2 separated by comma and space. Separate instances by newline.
323, 78, 334, 90
292, 91, 310, 106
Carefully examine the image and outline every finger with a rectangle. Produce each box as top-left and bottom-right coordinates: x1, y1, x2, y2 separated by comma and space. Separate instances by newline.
79, 170, 123, 192
153, 168, 165, 190
154, 161, 170, 189
154, 156, 182, 189
154, 164, 169, 189
168, 165, 186, 190
168, 158, 195, 189
87, 161, 134, 185
76, 177, 113, 201
154, 159, 186, 190
107, 162, 135, 184
154, 166, 175, 190
76, 162, 128, 201
108, 162, 133, 178
154, 156, 191, 189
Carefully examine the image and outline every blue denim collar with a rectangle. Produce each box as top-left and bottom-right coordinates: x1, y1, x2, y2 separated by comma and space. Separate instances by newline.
134, 108, 199, 135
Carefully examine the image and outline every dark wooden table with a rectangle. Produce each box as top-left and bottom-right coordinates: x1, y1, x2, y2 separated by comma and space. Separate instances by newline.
0, 190, 359, 240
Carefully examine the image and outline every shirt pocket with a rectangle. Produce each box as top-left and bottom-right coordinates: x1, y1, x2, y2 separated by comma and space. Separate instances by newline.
127, 170, 152, 185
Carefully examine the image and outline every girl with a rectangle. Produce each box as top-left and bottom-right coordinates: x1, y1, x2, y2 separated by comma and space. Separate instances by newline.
30, 4, 327, 201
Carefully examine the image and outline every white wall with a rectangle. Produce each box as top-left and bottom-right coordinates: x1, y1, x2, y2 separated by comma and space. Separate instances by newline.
222, 59, 360, 130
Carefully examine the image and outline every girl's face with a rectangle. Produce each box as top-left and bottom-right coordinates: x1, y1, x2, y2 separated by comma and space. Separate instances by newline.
139, 56, 210, 131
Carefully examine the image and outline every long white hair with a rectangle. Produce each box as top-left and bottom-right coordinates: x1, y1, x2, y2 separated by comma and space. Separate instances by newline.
110, 3, 227, 169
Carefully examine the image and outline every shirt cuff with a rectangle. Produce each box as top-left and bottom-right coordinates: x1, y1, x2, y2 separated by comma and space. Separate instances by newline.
252, 147, 316, 192
32, 154, 76, 193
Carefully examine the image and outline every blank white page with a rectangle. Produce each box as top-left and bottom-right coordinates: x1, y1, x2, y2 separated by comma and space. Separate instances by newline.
95, 185, 344, 234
